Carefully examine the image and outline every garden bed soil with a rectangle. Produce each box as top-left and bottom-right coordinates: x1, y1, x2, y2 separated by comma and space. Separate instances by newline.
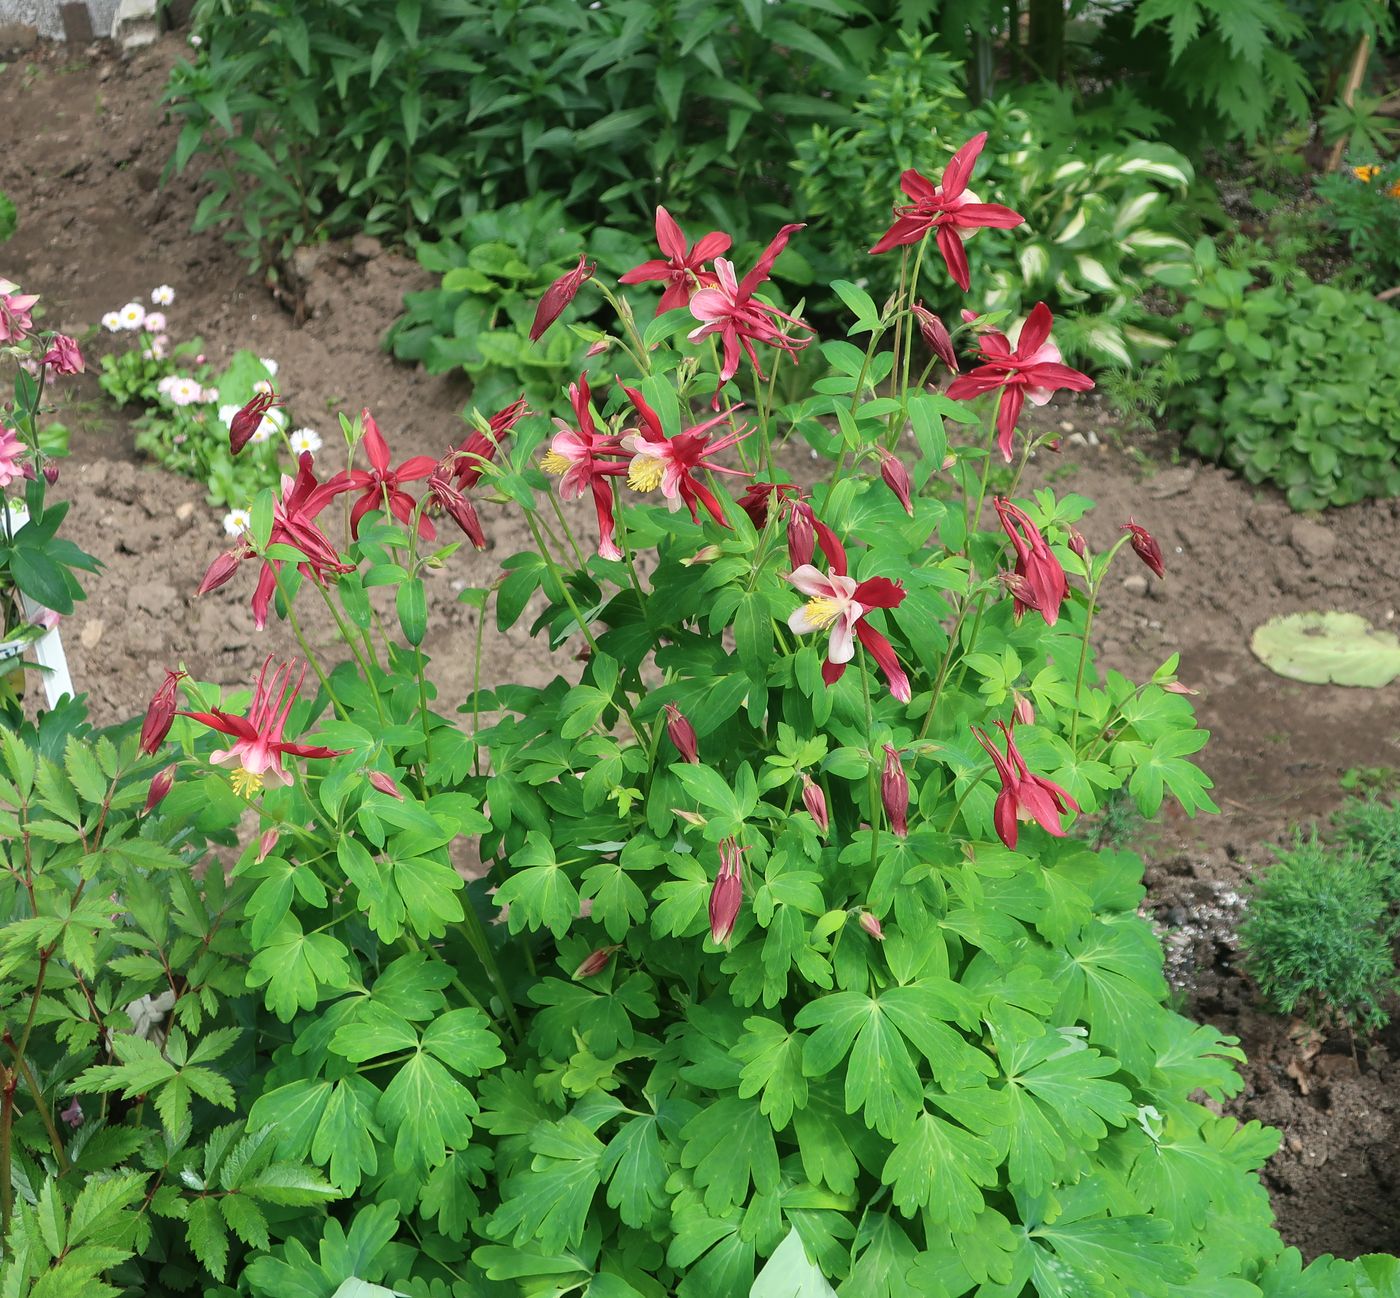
6, 33, 1400, 1262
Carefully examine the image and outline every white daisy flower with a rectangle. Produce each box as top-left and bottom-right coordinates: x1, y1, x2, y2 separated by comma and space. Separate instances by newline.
151, 286, 175, 306
145, 311, 167, 333
118, 302, 146, 330
259, 357, 278, 377
252, 379, 274, 397
218, 404, 240, 427
201, 387, 220, 404
167, 377, 203, 407
101, 311, 122, 332
249, 420, 276, 445
223, 507, 252, 537
288, 427, 322, 455
189, 33, 202, 47
156, 375, 177, 396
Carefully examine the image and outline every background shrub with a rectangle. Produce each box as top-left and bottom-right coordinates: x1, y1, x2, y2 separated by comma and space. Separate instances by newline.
1239, 834, 1400, 1033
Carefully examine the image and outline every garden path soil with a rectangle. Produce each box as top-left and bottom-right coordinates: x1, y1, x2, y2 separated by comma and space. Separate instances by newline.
6, 33, 1400, 1263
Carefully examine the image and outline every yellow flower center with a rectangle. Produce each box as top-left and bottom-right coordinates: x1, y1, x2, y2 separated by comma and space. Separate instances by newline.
628, 457, 665, 493
804, 597, 843, 630
229, 767, 265, 798
540, 450, 570, 476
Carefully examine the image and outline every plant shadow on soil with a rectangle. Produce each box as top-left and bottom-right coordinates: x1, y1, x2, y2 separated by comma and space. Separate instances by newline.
6, 32, 1400, 1262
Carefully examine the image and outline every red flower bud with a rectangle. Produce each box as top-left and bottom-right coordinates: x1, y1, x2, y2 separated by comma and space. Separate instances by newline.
801, 774, 829, 835
859, 911, 885, 941
530, 253, 596, 343
1067, 528, 1088, 561
139, 670, 185, 756
229, 391, 281, 454
42, 463, 59, 485
144, 763, 177, 813
787, 499, 816, 569
197, 547, 247, 596
1122, 518, 1165, 579
1012, 691, 1035, 727
708, 838, 744, 944
911, 301, 958, 373
881, 744, 909, 838
42, 334, 84, 376
1163, 680, 1198, 696
664, 703, 700, 764
367, 770, 404, 801
573, 945, 619, 979
876, 447, 914, 517
255, 827, 279, 863
427, 472, 487, 549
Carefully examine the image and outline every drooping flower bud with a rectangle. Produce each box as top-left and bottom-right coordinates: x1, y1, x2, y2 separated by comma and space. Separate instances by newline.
1012, 691, 1035, 727
876, 447, 914, 517
708, 838, 744, 944
1163, 680, 1198, 696
255, 827, 279, 863
881, 744, 909, 838
573, 945, 619, 979
139, 670, 185, 756
42, 335, 84, 375
144, 763, 177, 814
911, 301, 958, 372
530, 253, 596, 343
229, 391, 281, 455
787, 499, 816, 569
196, 547, 247, 596
664, 704, 700, 764
1067, 528, 1088, 561
801, 775, 829, 835
681, 544, 723, 566
585, 338, 612, 358
960, 309, 979, 324
427, 471, 487, 549
859, 911, 885, 942
1122, 518, 1165, 579
367, 770, 404, 801
42, 463, 59, 485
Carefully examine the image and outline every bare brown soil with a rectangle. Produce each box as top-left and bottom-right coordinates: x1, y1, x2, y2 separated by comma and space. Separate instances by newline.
5, 33, 1400, 1261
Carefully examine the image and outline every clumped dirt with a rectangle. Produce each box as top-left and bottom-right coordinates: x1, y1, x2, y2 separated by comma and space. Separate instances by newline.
6, 34, 1400, 1261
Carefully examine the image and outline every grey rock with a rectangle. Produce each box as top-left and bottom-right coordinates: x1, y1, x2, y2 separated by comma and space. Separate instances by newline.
1289, 518, 1335, 562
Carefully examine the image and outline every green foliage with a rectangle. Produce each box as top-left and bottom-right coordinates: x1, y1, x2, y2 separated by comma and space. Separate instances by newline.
1171, 238, 1400, 509
1332, 794, 1400, 903
793, 36, 1197, 367
1314, 162, 1400, 290
1239, 833, 1400, 1033
165, 0, 876, 277
0, 191, 16, 244
385, 199, 645, 409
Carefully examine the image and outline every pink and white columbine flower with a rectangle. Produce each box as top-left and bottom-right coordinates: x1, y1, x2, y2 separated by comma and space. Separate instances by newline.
785, 526, 910, 701
618, 384, 750, 527
946, 303, 1094, 461
0, 281, 39, 344
540, 373, 629, 560
180, 656, 348, 797
0, 424, 33, 489
688, 223, 814, 406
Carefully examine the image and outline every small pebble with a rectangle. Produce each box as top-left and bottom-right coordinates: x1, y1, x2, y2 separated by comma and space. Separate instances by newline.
1122, 574, 1148, 596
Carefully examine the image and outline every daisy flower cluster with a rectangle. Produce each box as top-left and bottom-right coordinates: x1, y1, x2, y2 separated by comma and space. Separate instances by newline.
102, 286, 178, 360
156, 375, 218, 407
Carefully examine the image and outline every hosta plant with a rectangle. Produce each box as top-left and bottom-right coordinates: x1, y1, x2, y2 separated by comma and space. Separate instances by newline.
0, 142, 1380, 1296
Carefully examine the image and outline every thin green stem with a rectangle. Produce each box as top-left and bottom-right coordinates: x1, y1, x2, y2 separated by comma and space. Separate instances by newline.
314, 584, 386, 726
860, 652, 882, 875
13, 1053, 69, 1175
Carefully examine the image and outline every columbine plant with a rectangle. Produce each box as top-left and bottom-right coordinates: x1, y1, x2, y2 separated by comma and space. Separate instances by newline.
0, 136, 1339, 1298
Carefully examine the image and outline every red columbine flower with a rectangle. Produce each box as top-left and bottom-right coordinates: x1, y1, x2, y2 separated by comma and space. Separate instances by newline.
229, 391, 282, 455
946, 303, 1094, 462
540, 373, 629, 560
737, 481, 799, 530
0, 281, 39, 343
869, 132, 1024, 291
452, 396, 527, 490
785, 528, 910, 702
912, 302, 958, 373
620, 207, 732, 315
971, 719, 1078, 850
994, 496, 1068, 627
1122, 518, 1165, 578
140, 669, 186, 755
688, 223, 814, 406
531, 253, 596, 343
619, 384, 751, 527
665, 704, 700, 764
180, 656, 349, 797
248, 454, 355, 631
42, 335, 84, 375
881, 744, 910, 837
330, 410, 438, 540
876, 448, 914, 516
801, 775, 829, 835
709, 838, 744, 944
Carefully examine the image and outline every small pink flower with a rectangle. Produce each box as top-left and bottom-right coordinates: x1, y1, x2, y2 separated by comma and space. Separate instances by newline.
60, 1097, 83, 1129
540, 374, 629, 560
0, 282, 39, 343
42, 335, 84, 375
0, 424, 33, 489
